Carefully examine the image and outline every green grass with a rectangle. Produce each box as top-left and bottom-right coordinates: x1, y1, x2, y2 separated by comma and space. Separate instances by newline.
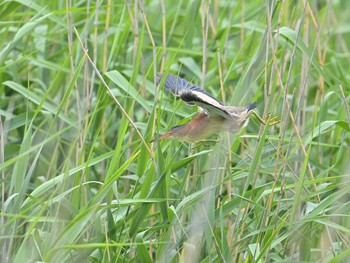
1, 0, 350, 262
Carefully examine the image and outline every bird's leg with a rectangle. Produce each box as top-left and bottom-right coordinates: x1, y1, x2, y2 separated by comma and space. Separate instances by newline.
250, 111, 280, 125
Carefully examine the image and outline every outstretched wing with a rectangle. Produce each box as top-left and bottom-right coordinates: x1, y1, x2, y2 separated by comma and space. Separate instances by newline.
157, 74, 230, 118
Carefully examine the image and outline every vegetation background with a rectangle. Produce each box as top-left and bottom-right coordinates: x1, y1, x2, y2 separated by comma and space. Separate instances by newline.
1, 0, 349, 262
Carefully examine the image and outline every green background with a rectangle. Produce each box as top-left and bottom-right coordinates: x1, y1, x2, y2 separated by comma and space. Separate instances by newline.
1, 0, 350, 262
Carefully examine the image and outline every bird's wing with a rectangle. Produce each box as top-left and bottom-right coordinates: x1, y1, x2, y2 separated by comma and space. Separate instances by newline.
157, 74, 230, 118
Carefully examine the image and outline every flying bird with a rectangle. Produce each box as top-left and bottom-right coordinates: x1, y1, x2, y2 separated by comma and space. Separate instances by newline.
152, 74, 277, 143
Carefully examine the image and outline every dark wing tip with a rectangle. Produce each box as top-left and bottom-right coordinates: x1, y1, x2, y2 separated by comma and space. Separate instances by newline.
156, 73, 191, 95
157, 73, 223, 105
247, 102, 257, 111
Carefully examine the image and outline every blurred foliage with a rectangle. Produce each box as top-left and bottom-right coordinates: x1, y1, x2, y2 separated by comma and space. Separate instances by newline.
0, 0, 350, 262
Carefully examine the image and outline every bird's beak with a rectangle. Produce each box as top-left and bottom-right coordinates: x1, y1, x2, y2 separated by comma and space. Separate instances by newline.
149, 132, 172, 143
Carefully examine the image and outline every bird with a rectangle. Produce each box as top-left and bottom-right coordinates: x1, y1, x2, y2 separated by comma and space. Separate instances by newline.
152, 74, 277, 143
